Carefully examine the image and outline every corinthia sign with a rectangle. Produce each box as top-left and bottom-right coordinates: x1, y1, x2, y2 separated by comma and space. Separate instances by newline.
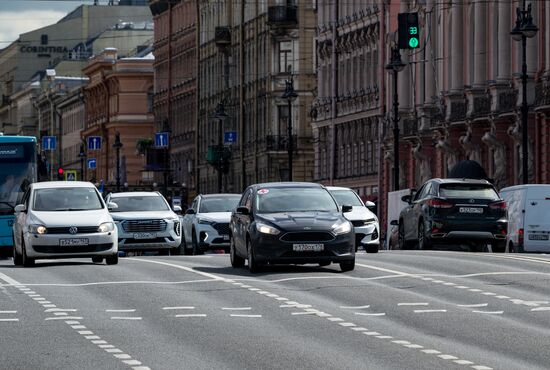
19, 46, 69, 53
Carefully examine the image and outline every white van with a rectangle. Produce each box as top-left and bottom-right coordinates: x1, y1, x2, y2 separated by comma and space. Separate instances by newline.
500, 184, 550, 253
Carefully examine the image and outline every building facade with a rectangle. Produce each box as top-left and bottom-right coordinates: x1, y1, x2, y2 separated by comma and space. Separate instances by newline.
149, 0, 197, 201
197, 0, 316, 194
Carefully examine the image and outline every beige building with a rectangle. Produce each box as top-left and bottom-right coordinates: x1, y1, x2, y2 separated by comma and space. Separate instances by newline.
197, 0, 317, 193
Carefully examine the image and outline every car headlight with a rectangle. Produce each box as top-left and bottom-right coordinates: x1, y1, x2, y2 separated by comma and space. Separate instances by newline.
29, 224, 47, 234
332, 221, 352, 235
362, 218, 377, 226
98, 222, 115, 233
256, 222, 280, 235
198, 218, 215, 225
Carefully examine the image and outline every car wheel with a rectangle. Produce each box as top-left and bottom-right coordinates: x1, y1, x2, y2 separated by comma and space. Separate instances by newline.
247, 239, 260, 273
417, 221, 431, 250
21, 240, 35, 267
91, 256, 104, 264
192, 230, 204, 255
366, 244, 379, 253
13, 237, 22, 266
105, 254, 118, 265
181, 234, 192, 255
398, 222, 406, 250
340, 259, 355, 272
230, 237, 245, 268
492, 241, 506, 253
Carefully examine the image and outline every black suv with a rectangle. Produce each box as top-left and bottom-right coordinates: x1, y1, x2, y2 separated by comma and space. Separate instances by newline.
397, 178, 508, 252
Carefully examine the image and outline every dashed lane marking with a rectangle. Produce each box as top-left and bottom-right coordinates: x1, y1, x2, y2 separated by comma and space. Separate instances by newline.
414, 309, 447, 313
110, 317, 142, 320
457, 303, 488, 308
0, 310, 17, 314
339, 305, 370, 309
229, 314, 262, 318
106, 309, 136, 313
174, 314, 207, 318
397, 303, 429, 306
221, 307, 252, 311
162, 306, 195, 310
531, 307, 550, 312
471, 311, 503, 315
354, 312, 386, 316
0, 318, 19, 322
45, 316, 83, 321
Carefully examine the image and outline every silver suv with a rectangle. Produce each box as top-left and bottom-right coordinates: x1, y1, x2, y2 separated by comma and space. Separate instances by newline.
106, 191, 182, 255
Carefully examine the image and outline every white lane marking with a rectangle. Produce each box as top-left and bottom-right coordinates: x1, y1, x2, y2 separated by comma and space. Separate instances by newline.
339, 305, 370, 309
431, 280, 444, 283
78, 331, 94, 335
438, 354, 458, 360
472, 366, 494, 370
33, 298, 46, 301
327, 317, 344, 322
266, 294, 279, 298
249, 288, 260, 291
0, 311, 17, 314
43, 304, 56, 308
28, 294, 41, 297
496, 295, 510, 299
510, 300, 549, 307
92, 340, 108, 344
363, 331, 382, 336
123, 360, 142, 366
39, 301, 52, 304
53, 312, 68, 316
315, 312, 332, 317
454, 360, 474, 365
376, 335, 393, 339
257, 291, 269, 295
114, 354, 132, 360
405, 344, 424, 349
354, 312, 386, 316
398, 303, 429, 306
280, 304, 312, 308
99, 344, 115, 349
132, 367, 151, 370
240, 285, 252, 288
351, 327, 368, 331
163, 306, 195, 310
457, 303, 488, 308
127, 258, 232, 282
221, 307, 252, 311
291, 312, 316, 316
105, 349, 123, 354
24, 291, 37, 294
482, 292, 497, 296
106, 309, 136, 313
338, 322, 356, 327
45, 316, 83, 321
0, 318, 19, 322
229, 314, 262, 318
472, 311, 503, 315
110, 317, 142, 320
414, 310, 447, 313
422, 349, 441, 354
469, 289, 483, 292
531, 307, 550, 312
392, 340, 411, 345
275, 297, 289, 301
65, 320, 80, 325
85, 335, 100, 340
71, 325, 86, 329
44, 308, 77, 313
455, 286, 469, 289
443, 282, 456, 286
355, 263, 415, 276
175, 314, 207, 318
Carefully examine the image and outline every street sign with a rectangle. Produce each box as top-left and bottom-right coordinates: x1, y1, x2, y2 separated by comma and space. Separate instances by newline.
224, 131, 237, 144
87, 158, 97, 169
41, 136, 56, 151
87, 136, 102, 151
65, 170, 77, 181
155, 132, 169, 148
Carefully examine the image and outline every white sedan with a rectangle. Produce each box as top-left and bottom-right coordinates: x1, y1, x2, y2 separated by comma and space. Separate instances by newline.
12, 181, 119, 267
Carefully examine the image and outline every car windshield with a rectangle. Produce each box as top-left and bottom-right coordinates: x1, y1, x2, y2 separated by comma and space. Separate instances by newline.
199, 196, 240, 213
439, 184, 499, 199
33, 187, 103, 211
256, 187, 338, 213
110, 195, 170, 212
329, 189, 364, 207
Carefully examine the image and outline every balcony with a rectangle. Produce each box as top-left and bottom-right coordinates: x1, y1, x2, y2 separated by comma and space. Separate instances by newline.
215, 26, 231, 48
267, 6, 298, 28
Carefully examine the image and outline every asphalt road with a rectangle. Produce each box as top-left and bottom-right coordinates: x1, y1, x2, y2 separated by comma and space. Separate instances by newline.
1, 251, 550, 370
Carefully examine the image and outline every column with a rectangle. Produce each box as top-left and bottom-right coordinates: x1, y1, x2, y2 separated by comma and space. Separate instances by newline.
526, 2, 538, 76
450, 0, 464, 91
497, 0, 512, 82
473, 0, 487, 87
545, 1, 550, 76
424, 0, 436, 103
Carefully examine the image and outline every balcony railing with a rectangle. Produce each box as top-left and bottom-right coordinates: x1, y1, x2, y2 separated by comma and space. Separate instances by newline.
267, 5, 298, 28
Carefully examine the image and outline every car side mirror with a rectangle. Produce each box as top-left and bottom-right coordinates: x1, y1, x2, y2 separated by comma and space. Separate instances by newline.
341, 204, 353, 213
14, 204, 26, 213
390, 219, 399, 226
401, 195, 412, 204
236, 206, 250, 215
364, 201, 375, 208
185, 208, 196, 215
107, 202, 118, 211
173, 205, 182, 214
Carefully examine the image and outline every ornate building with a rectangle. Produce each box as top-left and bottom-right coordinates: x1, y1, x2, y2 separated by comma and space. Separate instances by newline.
197, 0, 316, 193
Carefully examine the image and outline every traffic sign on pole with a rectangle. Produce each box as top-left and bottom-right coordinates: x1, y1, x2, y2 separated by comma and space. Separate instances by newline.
65, 170, 77, 181
41, 136, 57, 151
87, 158, 97, 169
87, 136, 102, 151
224, 131, 237, 144
155, 132, 169, 148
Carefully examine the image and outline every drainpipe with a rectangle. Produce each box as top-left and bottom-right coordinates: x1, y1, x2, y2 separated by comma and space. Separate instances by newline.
329, 0, 339, 185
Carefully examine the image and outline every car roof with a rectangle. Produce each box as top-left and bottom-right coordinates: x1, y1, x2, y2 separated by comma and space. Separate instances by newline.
200, 193, 242, 198
325, 186, 355, 191
430, 178, 493, 185
32, 181, 97, 189
109, 191, 162, 198
249, 182, 324, 189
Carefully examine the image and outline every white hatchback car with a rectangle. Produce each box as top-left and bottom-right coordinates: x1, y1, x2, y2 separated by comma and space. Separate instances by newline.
326, 186, 380, 253
12, 181, 119, 267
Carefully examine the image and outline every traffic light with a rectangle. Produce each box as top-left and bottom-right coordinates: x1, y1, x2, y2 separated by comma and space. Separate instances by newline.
398, 12, 420, 49
57, 167, 64, 181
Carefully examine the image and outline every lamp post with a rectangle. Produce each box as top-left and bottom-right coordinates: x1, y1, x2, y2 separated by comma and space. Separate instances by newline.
112, 132, 123, 192
161, 119, 172, 197
385, 45, 406, 191
511, 1, 538, 184
282, 78, 298, 182
78, 144, 86, 181
214, 102, 228, 193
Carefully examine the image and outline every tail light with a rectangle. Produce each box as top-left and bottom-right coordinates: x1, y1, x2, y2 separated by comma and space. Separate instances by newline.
518, 228, 524, 246
489, 201, 506, 210
427, 199, 453, 209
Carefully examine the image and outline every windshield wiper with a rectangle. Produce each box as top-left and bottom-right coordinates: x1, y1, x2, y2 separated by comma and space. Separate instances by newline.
0, 201, 15, 211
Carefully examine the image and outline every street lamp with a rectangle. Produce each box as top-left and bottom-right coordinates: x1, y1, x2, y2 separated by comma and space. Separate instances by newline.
282, 78, 298, 182
112, 132, 123, 192
385, 45, 406, 191
214, 102, 228, 193
78, 144, 86, 182
161, 119, 172, 197
511, 1, 538, 184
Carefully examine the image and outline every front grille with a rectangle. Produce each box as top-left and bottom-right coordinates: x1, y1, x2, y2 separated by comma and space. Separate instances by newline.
33, 244, 112, 253
213, 223, 230, 235
280, 232, 335, 242
122, 219, 167, 233
47, 226, 99, 234
123, 237, 168, 244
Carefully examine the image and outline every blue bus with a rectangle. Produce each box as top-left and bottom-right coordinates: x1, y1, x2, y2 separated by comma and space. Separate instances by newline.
0, 135, 38, 257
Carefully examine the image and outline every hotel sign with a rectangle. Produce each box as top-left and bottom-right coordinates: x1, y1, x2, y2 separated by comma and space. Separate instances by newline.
19, 46, 69, 53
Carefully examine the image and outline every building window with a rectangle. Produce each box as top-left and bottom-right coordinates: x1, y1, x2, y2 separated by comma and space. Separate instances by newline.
41, 34, 48, 45
279, 41, 293, 73
277, 105, 288, 137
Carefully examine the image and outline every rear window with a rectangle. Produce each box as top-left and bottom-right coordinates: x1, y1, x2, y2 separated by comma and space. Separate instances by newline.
439, 184, 499, 199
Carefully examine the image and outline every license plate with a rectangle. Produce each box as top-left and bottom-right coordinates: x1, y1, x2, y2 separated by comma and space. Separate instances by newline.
528, 234, 549, 241
293, 244, 324, 252
59, 238, 89, 246
133, 232, 156, 239
222, 235, 230, 241
459, 207, 483, 214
